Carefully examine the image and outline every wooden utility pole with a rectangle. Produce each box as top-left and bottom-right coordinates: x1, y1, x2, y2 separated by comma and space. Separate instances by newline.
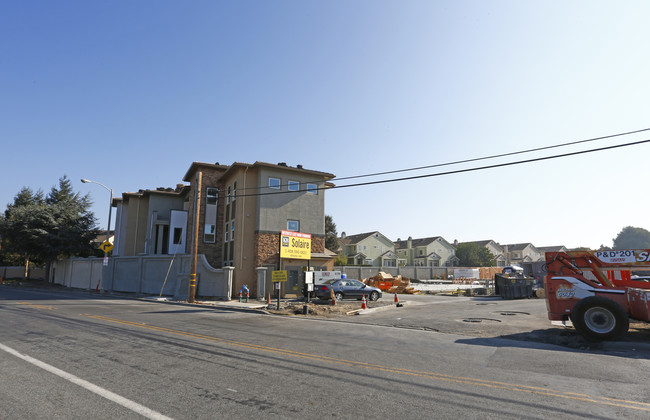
189, 172, 202, 303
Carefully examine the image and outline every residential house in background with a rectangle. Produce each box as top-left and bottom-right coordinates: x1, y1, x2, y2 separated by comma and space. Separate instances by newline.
503, 243, 543, 265
457, 240, 506, 266
394, 236, 459, 267
339, 231, 398, 266
536, 245, 569, 260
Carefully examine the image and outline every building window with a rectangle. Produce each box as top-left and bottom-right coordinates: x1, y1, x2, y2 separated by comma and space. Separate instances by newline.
287, 220, 299, 231
269, 177, 281, 189
173, 228, 183, 245
204, 224, 216, 243
306, 183, 317, 194
224, 222, 229, 242
288, 180, 299, 191
206, 188, 218, 205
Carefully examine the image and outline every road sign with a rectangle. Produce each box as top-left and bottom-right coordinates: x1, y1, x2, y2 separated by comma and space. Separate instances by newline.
100, 240, 114, 254
280, 230, 311, 260
272, 270, 288, 282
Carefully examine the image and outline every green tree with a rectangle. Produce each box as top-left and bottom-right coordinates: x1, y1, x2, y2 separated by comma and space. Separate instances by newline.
325, 214, 339, 251
612, 226, 650, 249
455, 243, 496, 267
0, 176, 99, 278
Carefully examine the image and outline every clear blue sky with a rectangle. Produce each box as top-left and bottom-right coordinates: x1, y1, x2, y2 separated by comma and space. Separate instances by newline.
2, 1, 649, 249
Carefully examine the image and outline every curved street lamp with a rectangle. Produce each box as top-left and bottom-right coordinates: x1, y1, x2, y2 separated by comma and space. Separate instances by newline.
81, 178, 113, 251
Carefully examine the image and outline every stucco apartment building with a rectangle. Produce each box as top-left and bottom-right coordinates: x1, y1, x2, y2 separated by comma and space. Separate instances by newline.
113, 161, 335, 296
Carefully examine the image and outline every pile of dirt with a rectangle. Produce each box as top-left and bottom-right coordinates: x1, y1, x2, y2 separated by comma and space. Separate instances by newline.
265, 300, 393, 317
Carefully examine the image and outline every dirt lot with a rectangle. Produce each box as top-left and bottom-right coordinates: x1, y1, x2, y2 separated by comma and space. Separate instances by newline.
265, 298, 395, 317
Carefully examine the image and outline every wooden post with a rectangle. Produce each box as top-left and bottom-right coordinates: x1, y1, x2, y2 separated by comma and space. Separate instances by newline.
189, 172, 202, 303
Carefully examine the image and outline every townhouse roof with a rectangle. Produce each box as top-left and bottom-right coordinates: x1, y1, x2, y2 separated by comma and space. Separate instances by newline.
394, 236, 445, 249
537, 246, 567, 253
506, 243, 537, 251
339, 231, 390, 245
458, 240, 504, 252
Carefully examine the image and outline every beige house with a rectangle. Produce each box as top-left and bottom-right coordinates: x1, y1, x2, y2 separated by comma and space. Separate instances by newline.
503, 243, 543, 265
394, 236, 459, 267
339, 231, 398, 266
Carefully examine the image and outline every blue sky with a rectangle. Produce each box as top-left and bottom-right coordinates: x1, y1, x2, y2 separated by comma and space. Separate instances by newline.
2, 1, 650, 249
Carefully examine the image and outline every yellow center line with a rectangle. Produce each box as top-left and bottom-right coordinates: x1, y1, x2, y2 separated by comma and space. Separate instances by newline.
18, 302, 56, 310
83, 314, 650, 413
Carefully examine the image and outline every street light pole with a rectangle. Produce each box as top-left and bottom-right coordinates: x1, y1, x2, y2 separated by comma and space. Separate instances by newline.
81, 178, 113, 247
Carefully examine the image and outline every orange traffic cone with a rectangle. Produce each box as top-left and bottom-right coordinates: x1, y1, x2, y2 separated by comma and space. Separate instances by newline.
361, 294, 367, 310
330, 287, 336, 305
267, 293, 271, 305
394, 293, 399, 303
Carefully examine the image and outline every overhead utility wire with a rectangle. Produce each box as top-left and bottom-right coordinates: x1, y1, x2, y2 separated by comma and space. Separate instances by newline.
223, 126, 650, 193
234, 137, 650, 198
334, 126, 650, 181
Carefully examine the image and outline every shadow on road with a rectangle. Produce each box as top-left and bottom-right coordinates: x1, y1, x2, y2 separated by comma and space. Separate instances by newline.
455, 326, 650, 360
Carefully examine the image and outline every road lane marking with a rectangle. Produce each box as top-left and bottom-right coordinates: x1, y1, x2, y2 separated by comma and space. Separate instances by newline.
0, 342, 174, 420
84, 314, 650, 413
17, 302, 57, 310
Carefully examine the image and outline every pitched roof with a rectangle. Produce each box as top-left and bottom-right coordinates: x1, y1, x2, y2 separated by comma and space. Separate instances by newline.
394, 236, 444, 249
505, 243, 536, 251
458, 240, 503, 252
340, 231, 388, 245
537, 246, 567, 253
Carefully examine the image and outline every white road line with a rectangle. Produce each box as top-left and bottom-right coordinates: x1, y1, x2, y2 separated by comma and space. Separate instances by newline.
0, 342, 173, 420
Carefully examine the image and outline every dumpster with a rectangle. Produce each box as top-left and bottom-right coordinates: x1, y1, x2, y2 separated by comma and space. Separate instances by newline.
494, 273, 535, 299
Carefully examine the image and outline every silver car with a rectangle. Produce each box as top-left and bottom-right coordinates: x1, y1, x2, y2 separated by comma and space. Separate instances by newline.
315, 279, 382, 301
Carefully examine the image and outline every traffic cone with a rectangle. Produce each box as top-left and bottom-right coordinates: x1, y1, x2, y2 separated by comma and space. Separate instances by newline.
267, 293, 271, 304
361, 294, 367, 310
330, 287, 336, 305
394, 293, 399, 303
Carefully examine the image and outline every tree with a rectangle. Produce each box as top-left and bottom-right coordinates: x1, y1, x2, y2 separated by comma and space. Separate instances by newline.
325, 214, 339, 251
0, 176, 99, 278
612, 226, 650, 249
455, 243, 496, 267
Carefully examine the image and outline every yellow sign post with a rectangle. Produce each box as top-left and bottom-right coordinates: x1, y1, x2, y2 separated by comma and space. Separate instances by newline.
280, 230, 311, 260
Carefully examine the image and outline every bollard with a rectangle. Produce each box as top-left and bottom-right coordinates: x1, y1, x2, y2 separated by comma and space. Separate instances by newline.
238, 291, 242, 302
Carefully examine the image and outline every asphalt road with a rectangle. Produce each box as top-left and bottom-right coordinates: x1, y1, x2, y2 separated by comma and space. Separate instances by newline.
1, 285, 649, 419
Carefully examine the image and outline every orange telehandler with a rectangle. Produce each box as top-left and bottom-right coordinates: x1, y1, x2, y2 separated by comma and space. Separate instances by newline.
544, 249, 650, 340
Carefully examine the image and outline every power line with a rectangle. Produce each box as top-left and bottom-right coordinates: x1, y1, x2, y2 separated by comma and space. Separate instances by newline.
215, 126, 650, 193
234, 137, 650, 197
334, 127, 650, 181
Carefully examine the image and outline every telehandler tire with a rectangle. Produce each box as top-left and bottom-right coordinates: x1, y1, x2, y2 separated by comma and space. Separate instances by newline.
571, 296, 629, 341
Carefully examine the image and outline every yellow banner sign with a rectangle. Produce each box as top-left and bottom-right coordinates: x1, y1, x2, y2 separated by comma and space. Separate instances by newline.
272, 270, 288, 282
280, 230, 311, 260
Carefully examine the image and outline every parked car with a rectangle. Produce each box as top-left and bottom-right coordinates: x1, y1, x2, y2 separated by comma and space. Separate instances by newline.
314, 279, 382, 301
